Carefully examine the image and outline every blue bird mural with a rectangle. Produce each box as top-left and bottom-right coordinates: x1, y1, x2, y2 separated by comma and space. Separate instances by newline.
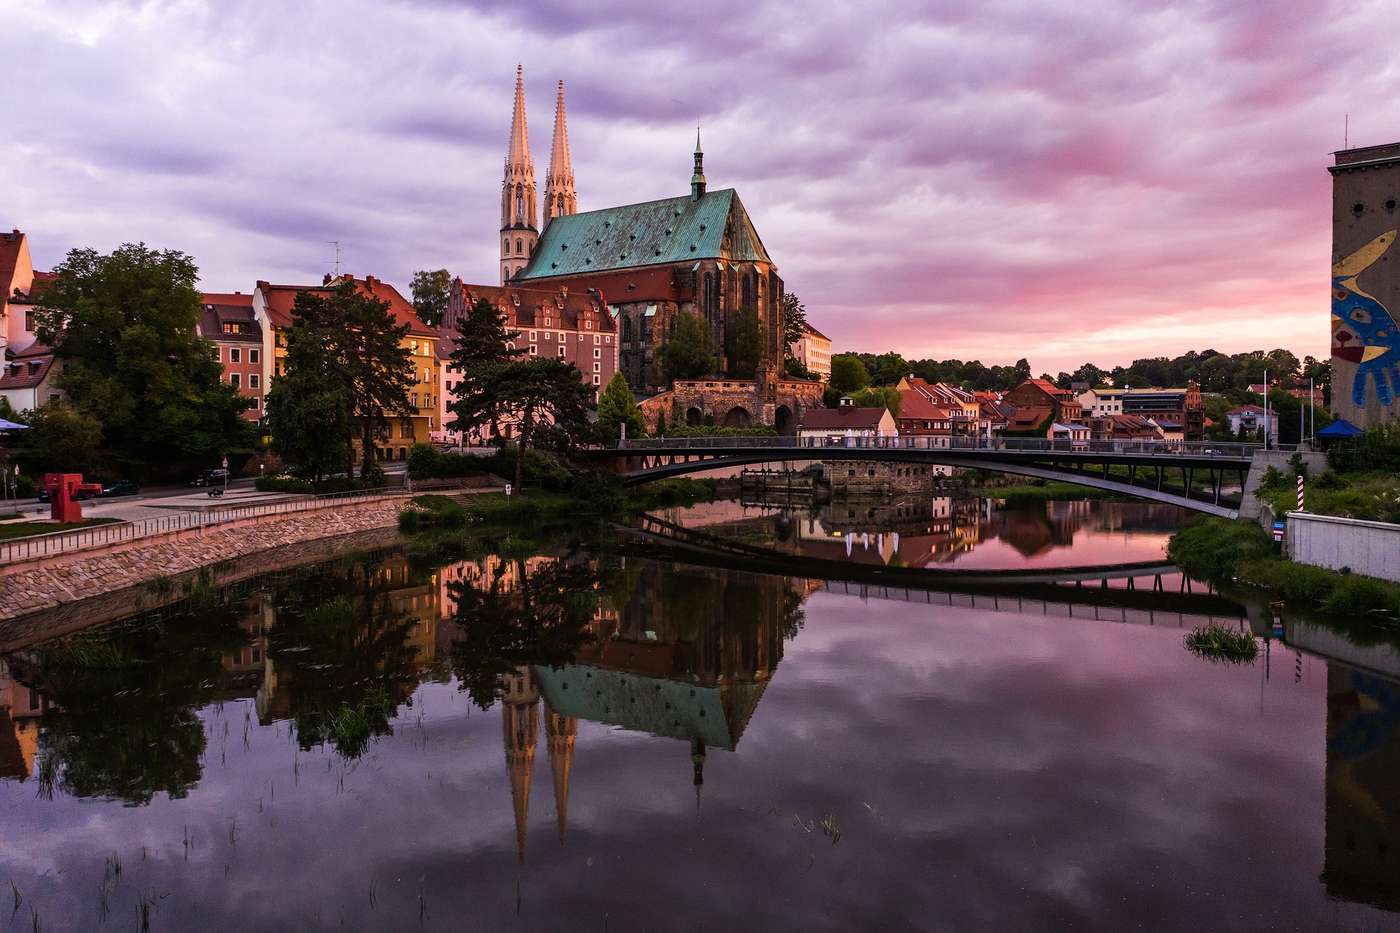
1333, 229, 1400, 407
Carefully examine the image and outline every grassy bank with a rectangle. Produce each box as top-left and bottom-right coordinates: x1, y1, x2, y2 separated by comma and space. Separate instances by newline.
0, 517, 122, 541
1168, 517, 1400, 618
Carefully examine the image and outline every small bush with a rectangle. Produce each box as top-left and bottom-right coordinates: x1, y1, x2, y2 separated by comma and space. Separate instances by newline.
408, 443, 492, 479
486, 448, 573, 490
661, 424, 778, 438
1324, 576, 1400, 618
1185, 624, 1258, 663
1167, 517, 1275, 582
1236, 557, 1338, 604
398, 494, 468, 532
255, 474, 314, 494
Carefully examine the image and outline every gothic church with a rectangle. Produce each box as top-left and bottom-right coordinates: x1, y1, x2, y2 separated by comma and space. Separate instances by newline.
496, 67, 792, 405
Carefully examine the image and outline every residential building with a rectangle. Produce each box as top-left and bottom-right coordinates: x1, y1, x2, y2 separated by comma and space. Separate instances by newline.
1077, 386, 1123, 417
896, 389, 952, 445
1226, 404, 1278, 439
1048, 422, 1090, 448
898, 377, 984, 436
1087, 414, 1163, 442
438, 279, 619, 441
251, 275, 440, 461
0, 341, 61, 412
789, 321, 832, 382
1121, 385, 1204, 441
0, 229, 42, 357
798, 400, 896, 443
1330, 141, 1400, 427
1004, 378, 1083, 433
198, 292, 264, 421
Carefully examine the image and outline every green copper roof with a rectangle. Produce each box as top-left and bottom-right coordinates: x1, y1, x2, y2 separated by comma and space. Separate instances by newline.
516, 188, 772, 280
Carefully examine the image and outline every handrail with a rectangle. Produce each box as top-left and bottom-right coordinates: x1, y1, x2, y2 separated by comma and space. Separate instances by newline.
0, 486, 411, 566
604, 435, 1272, 458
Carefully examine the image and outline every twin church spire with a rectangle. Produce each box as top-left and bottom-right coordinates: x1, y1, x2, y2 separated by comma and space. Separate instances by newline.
500, 66, 575, 284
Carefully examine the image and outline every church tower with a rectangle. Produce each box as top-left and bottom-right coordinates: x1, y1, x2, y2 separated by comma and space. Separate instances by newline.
545, 706, 577, 842
542, 80, 577, 229
500, 65, 538, 284
501, 666, 540, 863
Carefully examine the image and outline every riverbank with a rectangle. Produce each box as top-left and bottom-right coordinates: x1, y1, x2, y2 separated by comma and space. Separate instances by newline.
1167, 517, 1400, 617
0, 495, 409, 624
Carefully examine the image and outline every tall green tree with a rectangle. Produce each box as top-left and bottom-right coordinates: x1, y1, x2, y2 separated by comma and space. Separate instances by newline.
32, 244, 255, 477
728, 308, 763, 378
268, 280, 415, 479
409, 269, 452, 327
597, 371, 645, 440
446, 297, 524, 440
829, 354, 870, 394
14, 400, 103, 476
781, 291, 808, 352
491, 358, 595, 492
660, 312, 714, 382
264, 329, 355, 482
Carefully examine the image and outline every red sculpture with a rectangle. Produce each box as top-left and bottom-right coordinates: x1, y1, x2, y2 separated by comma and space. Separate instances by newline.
44, 473, 102, 523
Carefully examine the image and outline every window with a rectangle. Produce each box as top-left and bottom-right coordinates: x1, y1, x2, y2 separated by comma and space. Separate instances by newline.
250, 397, 260, 410
275, 360, 284, 376
503, 238, 509, 253
605, 335, 611, 345
592, 362, 600, 373
411, 393, 418, 408
249, 348, 260, 364
249, 374, 260, 389
593, 348, 601, 359
557, 345, 566, 357
230, 373, 240, 388
25, 310, 35, 332
529, 330, 537, 342
578, 333, 584, 342
230, 347, 241, 363
592, 374, 600, 386
515, 237, 523, 255
529, 345, 538, 356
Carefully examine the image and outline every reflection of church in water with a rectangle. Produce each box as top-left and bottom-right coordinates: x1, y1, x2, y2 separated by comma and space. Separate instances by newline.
495, 559, 791, 862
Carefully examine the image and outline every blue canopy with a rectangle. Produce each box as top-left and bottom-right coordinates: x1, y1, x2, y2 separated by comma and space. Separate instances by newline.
1317, 418, 1363, 438
0, 418, 29, 432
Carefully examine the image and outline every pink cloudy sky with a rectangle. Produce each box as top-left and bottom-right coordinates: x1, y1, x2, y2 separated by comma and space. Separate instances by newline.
4, 0, 1400, 372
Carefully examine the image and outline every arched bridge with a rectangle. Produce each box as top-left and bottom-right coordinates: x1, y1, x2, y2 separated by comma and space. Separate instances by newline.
588, 436, 1263, 517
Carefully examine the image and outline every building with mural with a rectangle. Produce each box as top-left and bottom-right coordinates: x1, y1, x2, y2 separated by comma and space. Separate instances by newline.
1330, 142, 1400, 427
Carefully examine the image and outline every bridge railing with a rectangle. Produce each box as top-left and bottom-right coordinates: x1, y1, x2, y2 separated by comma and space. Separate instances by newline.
608, 435, 1267, 458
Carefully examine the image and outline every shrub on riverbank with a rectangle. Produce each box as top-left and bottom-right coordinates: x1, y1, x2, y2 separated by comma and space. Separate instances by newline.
255, 474, 314, 494
398, 494, 468, 532
1325, 576, 1400, 617
1235, 558, 1338, 604
1255, 467, 1400, 524
1184, 623, 1258, 663
1166, 517, 1275, 582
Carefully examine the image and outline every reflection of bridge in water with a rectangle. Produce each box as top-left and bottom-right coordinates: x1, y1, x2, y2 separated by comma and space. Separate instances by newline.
621, 514, 1245, 619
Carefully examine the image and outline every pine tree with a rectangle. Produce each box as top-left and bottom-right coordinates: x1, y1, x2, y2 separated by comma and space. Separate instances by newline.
660, 312, 714, 382
597, 371, 645, 441
490, 358, 594, 491
447, 297, 524, 440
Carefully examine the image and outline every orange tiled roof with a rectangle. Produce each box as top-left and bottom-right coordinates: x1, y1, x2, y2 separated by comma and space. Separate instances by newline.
256, 275, 437, 338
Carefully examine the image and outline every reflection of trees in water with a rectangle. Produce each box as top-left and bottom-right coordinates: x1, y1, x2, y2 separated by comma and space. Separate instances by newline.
446, 551, 601, 710
262, 558, 428, 757
18, 604, 247, 805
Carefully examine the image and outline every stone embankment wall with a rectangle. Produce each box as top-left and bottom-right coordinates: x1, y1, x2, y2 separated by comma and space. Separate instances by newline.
0, 497, 407, 626
1286, 511, 1400, 584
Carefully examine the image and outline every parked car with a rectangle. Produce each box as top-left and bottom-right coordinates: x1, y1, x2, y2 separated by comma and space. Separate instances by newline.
36, 485, 98, 503
99, 479, 140, 498
189, 468, 230, 487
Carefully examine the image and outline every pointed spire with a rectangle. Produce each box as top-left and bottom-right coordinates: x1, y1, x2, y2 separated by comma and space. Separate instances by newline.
543, 79, 578, 228
691, 126, 706, 201
545, 708, 577, 843
501, 667, 540, 864
508, 64, 532, 171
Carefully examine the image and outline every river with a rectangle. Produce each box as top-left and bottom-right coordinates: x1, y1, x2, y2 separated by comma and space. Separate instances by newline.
0, 494, 1396, 931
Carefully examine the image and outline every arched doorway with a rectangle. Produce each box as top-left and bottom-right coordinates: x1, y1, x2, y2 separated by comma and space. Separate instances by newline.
774, 404, 794, 436
722, 406, 752, 428
686, 407, 703, 427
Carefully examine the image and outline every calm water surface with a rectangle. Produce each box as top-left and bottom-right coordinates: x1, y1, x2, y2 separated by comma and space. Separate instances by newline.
0, 496, 1397, 931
